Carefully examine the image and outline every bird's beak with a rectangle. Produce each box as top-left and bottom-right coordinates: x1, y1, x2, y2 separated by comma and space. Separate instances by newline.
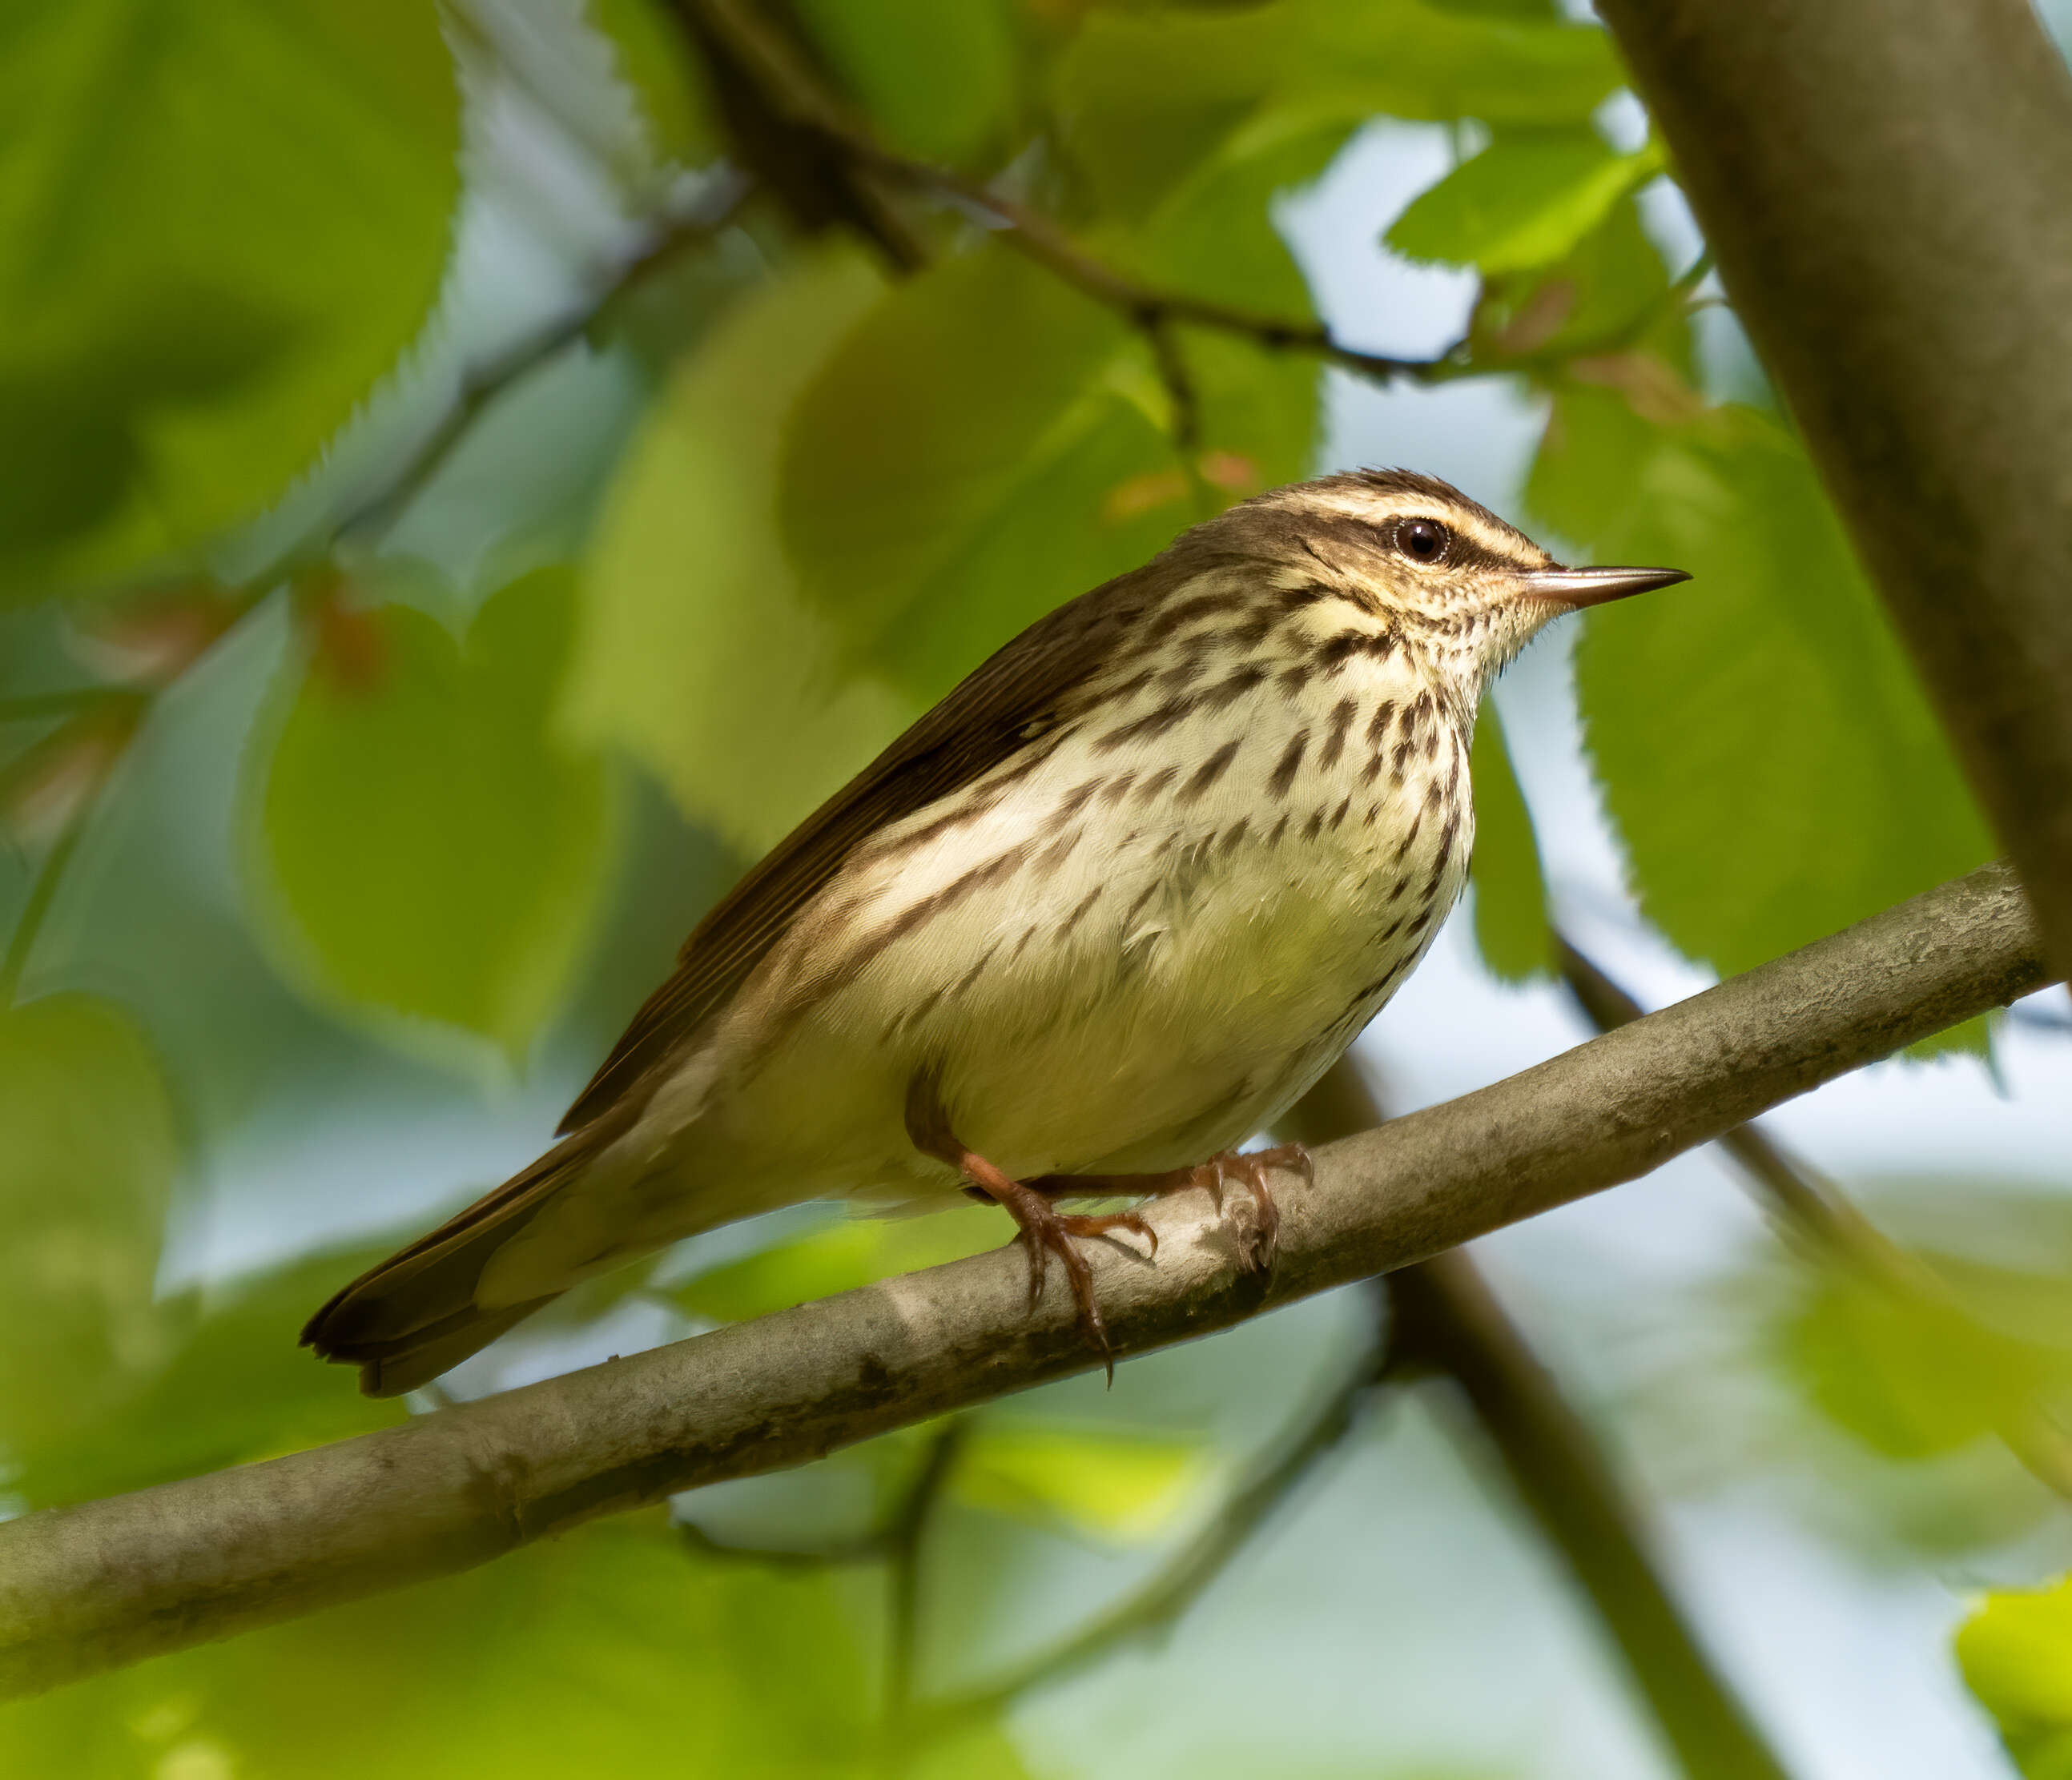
1521, 564, 1691, 609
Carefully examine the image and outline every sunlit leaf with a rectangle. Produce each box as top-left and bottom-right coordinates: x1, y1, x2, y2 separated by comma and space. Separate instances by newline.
0, 995, 179, 1460
1387, 131, 1665, 274
13, 1244, 406, 1511
952, 1420, 1209, 1543
0, 0, 460, 593
1957, 1576, 2072, 1780
1531, 389, 1996, 999
568, 246, 916, 855
252, 566, 614, 1063
1056, 0, 1624, 222
795, 0, 1024, 167
672, 1210, 998, 1324
1467, 703, 1551, 982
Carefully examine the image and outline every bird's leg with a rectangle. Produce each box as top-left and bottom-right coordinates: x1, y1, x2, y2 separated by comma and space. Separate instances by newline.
1018, 1143, 1313, 1276
904, 1076, 1149, 1376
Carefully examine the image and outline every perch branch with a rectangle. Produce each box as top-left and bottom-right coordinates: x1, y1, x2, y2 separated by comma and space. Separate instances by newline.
0, 863, 2046, 1700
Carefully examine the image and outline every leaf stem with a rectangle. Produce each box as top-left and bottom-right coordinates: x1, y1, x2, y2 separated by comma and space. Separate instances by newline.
0, 818, 88, 1006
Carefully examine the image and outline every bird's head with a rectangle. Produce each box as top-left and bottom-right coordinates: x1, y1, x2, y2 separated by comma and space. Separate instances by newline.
1202, 468, 1688, 689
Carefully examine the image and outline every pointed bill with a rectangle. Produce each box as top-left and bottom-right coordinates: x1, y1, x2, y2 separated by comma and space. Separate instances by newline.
1524, 565, 1691, 608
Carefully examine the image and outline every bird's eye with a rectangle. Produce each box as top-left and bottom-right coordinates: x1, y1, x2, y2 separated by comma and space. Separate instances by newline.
1395, 517, 1450, 564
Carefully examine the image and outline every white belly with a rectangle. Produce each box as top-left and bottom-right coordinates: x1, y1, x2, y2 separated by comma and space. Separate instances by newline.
691, 662, 1474, 1201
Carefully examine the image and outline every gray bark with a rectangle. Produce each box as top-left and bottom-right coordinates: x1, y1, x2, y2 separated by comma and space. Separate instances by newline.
1595, 0, 2072, 983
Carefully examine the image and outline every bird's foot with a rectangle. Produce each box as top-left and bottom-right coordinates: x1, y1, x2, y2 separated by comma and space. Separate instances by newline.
1188, 1143, 1309, 1274
1020, 1143, 1311, 1277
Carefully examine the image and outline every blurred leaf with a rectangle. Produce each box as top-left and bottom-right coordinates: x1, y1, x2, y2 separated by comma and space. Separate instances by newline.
0, 0, 459, 593
1530, 389, 1996, 1002
0, 995, 179, 1458
673, 1209, 998, 1324
1469, 195, 1680, 368
780, 244, 1134, 655
1776, 1264, 2071, 1461
13, 1244, 406, 1510
952, 1420, 1209, 1542
0, 1513, 934, 1778
569, 246, 916, 855
1056, 0, 1623, 222
253, 566, 614, 1063
1957, 1575, 2072, 1780
1387, 131, 1665, 274
1467, 703, 1551, 982
588, 0, 717, 170
795, 0, 1024, 166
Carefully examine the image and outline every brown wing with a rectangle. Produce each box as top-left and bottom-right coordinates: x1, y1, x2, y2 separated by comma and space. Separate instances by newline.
555, 567, 1169, 1135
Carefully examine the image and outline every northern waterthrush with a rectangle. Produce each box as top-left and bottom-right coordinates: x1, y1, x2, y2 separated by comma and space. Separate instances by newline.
306, 469, 1686, 1394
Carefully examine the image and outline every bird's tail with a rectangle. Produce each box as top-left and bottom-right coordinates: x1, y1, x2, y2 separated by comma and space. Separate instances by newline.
301, 1127, 604, 1398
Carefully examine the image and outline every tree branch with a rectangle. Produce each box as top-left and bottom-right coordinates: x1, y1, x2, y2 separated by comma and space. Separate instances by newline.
1555, 935, 2072, 1501
0, 863, 2046, 1700
1595, 0, 2072, 989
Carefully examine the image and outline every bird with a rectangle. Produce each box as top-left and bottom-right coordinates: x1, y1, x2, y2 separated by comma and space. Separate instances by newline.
304, 468, 1686, 1396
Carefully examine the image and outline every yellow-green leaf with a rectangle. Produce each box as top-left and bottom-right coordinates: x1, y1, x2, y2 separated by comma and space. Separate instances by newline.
1532, 391, 1996, 1000
0, 995, 179, 1460
1958, 1577, 2072, 1779
569, 247, 915, 855
1388, 131, 1666, 274
252, 567, 613, 1063
672, 1210, 999, 1324
952, 1420, 1209, 1543
1468, 703, 1552, 982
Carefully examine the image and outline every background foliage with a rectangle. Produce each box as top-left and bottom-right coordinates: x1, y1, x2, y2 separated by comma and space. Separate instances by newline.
2, 1, 2067, 1776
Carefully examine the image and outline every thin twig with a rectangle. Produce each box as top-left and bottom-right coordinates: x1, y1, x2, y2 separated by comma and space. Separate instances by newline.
915, 1327, 1387, 1737
1555, 932, 2072, 1500
310, 179, 750, 572
675, 1518, 884, 1569
883, 1419, 968, 1726
677, 0, 1459, 388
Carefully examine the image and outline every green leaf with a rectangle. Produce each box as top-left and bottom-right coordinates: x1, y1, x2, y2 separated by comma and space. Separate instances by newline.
1776, 1264, 2070, 1462
1055, 0, 1624, 222
568, 246, 917, 855
1387, 131, 1666, 274
1467, 704, 1552, 982
0, 1513, 911, 1778
0, 0, 460, 594
588, 0, 718, 170
952, 1420, 1209, 1543
779, 244, 1135, 655
0, 995, 179, 1461
672, 1210, 999, 1324
795, 0, 1024, 167
1530, 390, 1996, 995
1957, 1576, 2072, 1779
252, 567, 614, 1063
12, 1244, 407, 1510
779, 231, 1321, 703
